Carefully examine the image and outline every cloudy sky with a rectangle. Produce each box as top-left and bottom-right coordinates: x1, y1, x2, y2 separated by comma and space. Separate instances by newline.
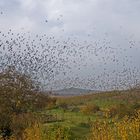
0, 0, 140, 90
0, 0, 140, 36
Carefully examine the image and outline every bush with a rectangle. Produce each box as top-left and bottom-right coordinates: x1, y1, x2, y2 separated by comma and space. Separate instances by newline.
70, 106, 80, 112
89, 110, 140, 140
117, 104, 133, 118
0, 113, 12, 139
103, 106, 118, 118
104, 104, 136, 119
59, 103, 68, 111
47, 97, 57, 109
80, 104, 100, 115
132, 102, 140, 110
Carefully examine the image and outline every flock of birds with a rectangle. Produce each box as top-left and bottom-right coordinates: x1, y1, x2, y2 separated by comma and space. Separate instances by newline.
0, 11, 140, 91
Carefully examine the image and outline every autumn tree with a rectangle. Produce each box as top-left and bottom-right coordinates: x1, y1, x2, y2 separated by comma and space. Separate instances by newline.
0, 66, 48, 139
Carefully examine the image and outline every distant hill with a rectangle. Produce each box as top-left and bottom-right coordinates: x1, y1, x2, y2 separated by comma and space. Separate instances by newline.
51, 87, 98, 96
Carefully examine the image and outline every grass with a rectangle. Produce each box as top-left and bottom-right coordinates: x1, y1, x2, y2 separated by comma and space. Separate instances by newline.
39, 89, 140, 139
43, 108, 96, 139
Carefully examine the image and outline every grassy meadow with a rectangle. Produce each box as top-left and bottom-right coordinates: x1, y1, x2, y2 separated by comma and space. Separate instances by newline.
32, 89, 140, 140
1, 91, 140, 140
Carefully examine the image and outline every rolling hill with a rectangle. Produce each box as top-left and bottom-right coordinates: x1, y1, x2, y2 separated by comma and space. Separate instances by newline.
51, 87, 98, 96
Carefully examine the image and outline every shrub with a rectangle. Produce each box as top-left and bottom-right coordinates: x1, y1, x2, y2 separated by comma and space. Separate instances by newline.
59, 103, 68, 111
132, 102, 140, 110
80, 104, 100, 115
47, 97, 57, 109
0, 113, 12, 139
116, 104, 133, 119
89, 110, 140, 140
103, 106, 118, 118
70, 106, 80, 112
104, 104, 136, 119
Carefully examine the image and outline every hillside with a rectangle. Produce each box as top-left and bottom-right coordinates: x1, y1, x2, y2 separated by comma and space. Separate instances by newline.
51, 87, 98, 96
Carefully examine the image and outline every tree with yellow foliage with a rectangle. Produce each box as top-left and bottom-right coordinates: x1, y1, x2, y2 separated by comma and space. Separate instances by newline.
0, 66, 48, 139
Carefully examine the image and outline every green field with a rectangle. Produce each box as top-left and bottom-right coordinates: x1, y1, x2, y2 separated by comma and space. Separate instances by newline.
38, 89, 140, 140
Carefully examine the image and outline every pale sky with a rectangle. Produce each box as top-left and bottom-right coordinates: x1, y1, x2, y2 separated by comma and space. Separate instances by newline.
0, 0, 140, 36
0, 0, 140, 90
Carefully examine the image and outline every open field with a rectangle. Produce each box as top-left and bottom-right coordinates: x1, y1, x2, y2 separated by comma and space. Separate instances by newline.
36, 89, 140, 140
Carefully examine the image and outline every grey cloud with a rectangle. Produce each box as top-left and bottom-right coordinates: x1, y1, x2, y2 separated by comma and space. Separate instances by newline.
1, 0, 140, 36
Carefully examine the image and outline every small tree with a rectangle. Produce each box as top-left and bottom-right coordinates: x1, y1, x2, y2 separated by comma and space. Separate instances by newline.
0, 66, 39, 114
0, 66, 48, 139
80, 104, 100, 115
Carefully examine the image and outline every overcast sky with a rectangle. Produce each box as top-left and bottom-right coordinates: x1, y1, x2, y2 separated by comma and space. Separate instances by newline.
0, 0, 140, 90
0, 0, 140, 36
